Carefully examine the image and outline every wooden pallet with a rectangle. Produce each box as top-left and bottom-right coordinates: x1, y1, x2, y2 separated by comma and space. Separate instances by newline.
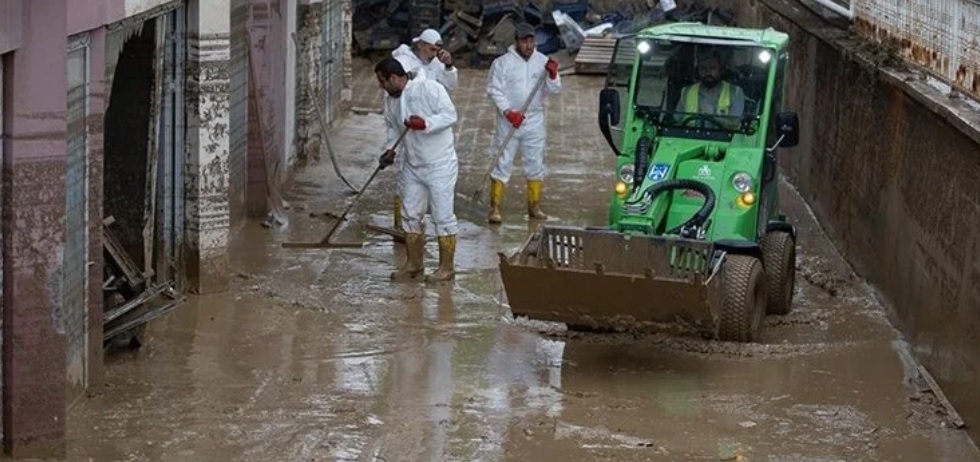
574, 36, 617, 75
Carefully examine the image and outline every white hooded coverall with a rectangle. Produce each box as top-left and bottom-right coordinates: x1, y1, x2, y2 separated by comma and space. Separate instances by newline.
392, 44, 459, 93
383, 78, 460, 237
486, 46, 561, 183
387, 46, 458, 199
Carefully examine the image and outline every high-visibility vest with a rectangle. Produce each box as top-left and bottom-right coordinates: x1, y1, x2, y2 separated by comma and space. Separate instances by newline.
682, 81, 732, 115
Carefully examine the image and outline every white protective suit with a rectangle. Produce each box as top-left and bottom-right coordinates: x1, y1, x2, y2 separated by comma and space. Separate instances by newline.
386, 46, 457, 197
382, 77, 460, 237
486, 46, 561, 183
392, 44, 459, 93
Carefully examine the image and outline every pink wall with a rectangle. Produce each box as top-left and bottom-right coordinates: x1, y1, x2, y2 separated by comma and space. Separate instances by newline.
2, 0, 68, 456
67, 0, 113, 36
8, 2, 68, 157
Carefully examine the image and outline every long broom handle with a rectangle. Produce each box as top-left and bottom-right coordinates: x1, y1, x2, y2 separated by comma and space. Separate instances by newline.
319, 127, 410, 244
471, 70, 550, 201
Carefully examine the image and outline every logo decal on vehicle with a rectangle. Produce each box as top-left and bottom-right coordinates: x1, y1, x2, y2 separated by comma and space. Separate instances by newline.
697, 165, 712, 178
648, 163, 670, 182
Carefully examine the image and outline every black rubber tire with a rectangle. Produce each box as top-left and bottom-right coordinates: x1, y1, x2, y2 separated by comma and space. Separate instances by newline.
761, 230, 796, 315
718, 255, 767, 342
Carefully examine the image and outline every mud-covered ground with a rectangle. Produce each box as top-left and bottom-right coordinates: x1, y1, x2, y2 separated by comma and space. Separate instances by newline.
63, 59, 980, 461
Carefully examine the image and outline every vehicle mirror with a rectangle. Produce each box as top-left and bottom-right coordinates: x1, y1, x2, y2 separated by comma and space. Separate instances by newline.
599, 88, 621, 126
598, 88, 622, 156
775, 111, 799, 148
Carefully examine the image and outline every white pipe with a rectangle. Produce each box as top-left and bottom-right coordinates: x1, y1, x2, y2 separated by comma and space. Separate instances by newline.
811, 0, 855, 20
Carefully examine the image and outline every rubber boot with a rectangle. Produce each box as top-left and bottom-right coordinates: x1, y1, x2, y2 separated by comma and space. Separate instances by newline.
391, 233, 424, 282
425, 235, 456, 283
394, 195, 403, 229
393, 195, 405, 243
488, 179, 505, 224
527, 180, 548, 220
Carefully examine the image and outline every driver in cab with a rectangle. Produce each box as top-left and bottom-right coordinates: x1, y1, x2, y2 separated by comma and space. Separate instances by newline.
675, 51, 746, 127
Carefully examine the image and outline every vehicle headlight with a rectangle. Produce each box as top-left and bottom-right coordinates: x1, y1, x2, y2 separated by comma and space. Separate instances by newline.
732, 172, 753, 193
637, 41, 651, 54
619, 164, 635, 184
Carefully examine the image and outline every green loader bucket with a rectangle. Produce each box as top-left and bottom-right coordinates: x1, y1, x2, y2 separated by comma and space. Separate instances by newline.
498, 226, 725, 338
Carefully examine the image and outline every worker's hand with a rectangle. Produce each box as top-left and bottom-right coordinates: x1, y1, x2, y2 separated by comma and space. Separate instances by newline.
504, 110, 525, 128
404, 115, 426, 131
378, 149, 396, 170
437, 49, 454, 68
545, 58, 559, 80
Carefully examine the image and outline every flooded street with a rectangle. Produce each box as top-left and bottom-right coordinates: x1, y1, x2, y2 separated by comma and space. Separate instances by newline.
65, 60, 980, 461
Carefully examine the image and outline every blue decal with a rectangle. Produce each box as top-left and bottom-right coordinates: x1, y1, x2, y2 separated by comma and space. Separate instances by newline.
648, 163, 670, 182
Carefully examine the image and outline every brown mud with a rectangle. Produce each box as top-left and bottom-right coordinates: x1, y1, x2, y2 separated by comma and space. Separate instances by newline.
60, 59, 980, 462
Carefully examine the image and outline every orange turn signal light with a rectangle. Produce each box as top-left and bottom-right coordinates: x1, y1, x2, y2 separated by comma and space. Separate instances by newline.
615, 182, 629, 196
737, 192, 756, 207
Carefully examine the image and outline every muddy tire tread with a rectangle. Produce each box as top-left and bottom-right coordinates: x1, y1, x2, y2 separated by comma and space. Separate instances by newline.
761, 230, 796, 315
719, 255, 766, 343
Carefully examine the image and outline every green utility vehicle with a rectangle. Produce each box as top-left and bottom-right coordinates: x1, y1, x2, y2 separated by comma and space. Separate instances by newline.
498, 23, 801, 342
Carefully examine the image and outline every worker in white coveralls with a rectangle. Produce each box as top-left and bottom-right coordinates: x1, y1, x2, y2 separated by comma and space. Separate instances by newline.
485, 22, 561, 224
385, 28, 458, 237
375, 57, 460, 283
392, 28, 458, 92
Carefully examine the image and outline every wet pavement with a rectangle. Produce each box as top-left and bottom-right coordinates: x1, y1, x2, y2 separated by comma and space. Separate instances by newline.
63, 58, 980, 461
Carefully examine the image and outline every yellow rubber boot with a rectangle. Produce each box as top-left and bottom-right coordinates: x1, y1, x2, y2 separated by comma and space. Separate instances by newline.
425, 235, 456, 283
527, 180, 547, 220
488, 179, 505, 224
391, 233, 425, 282
392, 195, 405, 243
394, 195, 403, 229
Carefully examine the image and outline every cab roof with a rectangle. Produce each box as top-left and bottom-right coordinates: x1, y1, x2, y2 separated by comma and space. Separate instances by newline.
637, 22, 790, 49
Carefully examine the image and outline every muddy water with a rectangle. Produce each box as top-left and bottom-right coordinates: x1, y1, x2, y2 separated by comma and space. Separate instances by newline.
63, 61, 979, 461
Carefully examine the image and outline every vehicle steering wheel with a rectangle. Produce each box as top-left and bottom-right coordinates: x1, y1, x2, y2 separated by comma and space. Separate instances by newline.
679, 113, 727, 130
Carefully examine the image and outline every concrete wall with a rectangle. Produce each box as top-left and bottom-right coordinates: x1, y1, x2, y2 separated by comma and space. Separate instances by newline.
854, 0, 980, 101
1, 0, 69, 457
741, 0, 980, 442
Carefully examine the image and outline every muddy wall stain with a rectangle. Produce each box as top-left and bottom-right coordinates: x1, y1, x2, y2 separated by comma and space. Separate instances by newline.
184, 26, 231, 294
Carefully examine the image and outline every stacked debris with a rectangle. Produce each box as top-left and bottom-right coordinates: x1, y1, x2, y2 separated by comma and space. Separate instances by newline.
573, 0, 739, 74
103, 216, 186, 351
352, 0, 592, 67
351, 0, 737, 69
